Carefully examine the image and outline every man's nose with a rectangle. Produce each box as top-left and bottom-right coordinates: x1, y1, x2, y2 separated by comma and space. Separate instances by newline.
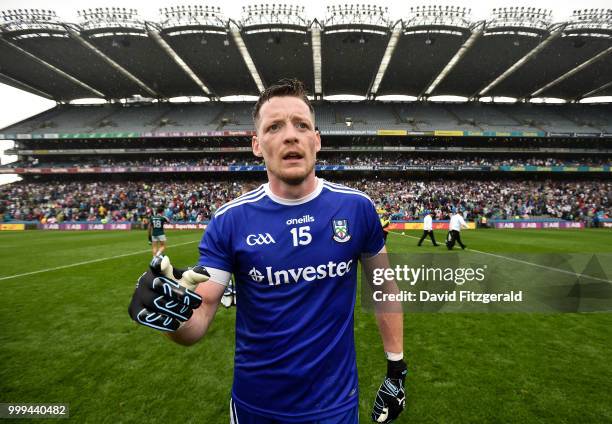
282, 125, 299, 143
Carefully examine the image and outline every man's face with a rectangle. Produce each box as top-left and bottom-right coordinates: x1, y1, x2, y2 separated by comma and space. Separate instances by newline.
252, 96, 321, 186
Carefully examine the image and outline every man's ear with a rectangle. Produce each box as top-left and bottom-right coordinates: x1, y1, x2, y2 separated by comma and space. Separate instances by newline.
252, 135, 263, 157
314, 129, 321, 153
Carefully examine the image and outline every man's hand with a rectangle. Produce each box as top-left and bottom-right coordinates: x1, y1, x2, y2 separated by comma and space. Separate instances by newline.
220, 281, 236, 308
371, 359, 407, 423
128, 256, 210, 332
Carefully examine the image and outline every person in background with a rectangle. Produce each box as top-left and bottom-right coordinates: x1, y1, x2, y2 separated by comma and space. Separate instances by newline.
417, 210, 439, 247
148, 206, 169, 256
380, 212, 391, 244
446, 207, 468, 250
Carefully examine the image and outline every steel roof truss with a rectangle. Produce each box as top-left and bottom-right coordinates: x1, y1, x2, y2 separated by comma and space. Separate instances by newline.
0, 36, 106, 98
0, 71, 55, 99
530, 45, 612, 97
477, 23, 566, 97
311, 24, 322, 96
230, 24, 265, 93
63, 24, 159, 98
423, 22, 485, 97
580, 80, 612, 99
147, 25, 213, 97
369, 24, 401, 97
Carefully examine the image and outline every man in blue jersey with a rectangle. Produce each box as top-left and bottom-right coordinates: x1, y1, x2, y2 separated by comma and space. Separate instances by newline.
129, 79, 406, 423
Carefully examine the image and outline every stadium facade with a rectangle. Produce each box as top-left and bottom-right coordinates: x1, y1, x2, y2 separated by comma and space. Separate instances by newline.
0, 5, 610, 226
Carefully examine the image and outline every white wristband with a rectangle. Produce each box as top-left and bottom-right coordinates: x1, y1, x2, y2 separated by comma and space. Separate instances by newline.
385, 351, 404, 361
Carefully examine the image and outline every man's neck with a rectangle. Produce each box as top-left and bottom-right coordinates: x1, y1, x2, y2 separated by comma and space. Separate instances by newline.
267, 174, 318, 200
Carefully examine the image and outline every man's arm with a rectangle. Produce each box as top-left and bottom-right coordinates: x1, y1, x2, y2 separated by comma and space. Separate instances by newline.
361, 245, 403, 354
362, 246, 407, 423
165, 280, 225, 346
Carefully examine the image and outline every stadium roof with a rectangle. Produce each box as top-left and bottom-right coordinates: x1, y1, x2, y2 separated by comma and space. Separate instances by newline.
0, 5, 610, 101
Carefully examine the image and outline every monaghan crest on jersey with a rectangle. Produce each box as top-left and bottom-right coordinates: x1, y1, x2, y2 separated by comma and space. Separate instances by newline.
332, 219, 351, 243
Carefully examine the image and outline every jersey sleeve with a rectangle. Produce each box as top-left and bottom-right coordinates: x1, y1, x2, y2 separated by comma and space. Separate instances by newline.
197, 213, 234, 273
361, 199, 385, 255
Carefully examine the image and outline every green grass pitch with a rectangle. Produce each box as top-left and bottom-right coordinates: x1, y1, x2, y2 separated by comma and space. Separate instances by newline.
0, 228, 611, 423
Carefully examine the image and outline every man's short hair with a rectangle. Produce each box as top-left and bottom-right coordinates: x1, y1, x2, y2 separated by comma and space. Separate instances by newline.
252, 78, 314, 126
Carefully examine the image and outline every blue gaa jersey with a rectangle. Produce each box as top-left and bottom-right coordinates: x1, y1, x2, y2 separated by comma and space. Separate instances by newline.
198, 178, 384, 422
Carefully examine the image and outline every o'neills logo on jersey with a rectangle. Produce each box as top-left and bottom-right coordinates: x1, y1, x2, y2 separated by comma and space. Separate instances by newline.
286, 215, 315, 226
250, 260, 354, 286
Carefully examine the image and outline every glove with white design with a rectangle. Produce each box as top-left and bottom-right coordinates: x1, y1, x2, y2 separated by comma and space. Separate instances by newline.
371, 359, 408, 423
220, 280, 236, 308
128, 255, 210, 332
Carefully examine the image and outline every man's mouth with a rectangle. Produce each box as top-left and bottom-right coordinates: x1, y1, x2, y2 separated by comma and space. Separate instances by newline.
282, 152, 304, 161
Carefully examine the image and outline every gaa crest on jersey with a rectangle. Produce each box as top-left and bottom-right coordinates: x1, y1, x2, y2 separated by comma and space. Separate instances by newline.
332, 219, 351, 243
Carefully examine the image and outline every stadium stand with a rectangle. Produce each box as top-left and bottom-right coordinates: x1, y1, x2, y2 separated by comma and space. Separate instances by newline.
2, 103, 612, 135
545, 105, 612, 133
7, 105, 116, 134
503, 103, 595, 133
158, 103, 226, 132
216, 103, 255, 130
395, 103, 476, 131
0, 5, 610, 227
444, 103, 525, 132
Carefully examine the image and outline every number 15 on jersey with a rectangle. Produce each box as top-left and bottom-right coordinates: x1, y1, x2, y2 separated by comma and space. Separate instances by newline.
290, 226, 312, 247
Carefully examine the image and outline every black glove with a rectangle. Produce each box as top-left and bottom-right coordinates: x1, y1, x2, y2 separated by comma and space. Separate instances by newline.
371, 359, 408, 423
128, 256, 209, 332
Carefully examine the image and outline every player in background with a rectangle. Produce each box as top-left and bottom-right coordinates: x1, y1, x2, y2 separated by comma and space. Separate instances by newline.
129, 79, 406, 424
446, 207, 468, 250
148, 206, 169, 257
417, 210, 439, 247
380, 212, 391, 243
142, 213, 152, 245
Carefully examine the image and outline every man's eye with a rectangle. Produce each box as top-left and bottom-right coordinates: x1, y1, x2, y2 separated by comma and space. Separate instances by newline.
268, 124, 279, 132
297, 122, 308, 129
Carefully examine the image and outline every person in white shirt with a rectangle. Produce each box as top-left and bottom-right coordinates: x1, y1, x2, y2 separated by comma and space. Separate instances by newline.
446, 207, 468, 250
417, 210, 439, 247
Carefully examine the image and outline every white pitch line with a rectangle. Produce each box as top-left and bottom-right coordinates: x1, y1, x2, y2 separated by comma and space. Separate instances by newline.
0, 240, 199, 282
391, 231, 612, 283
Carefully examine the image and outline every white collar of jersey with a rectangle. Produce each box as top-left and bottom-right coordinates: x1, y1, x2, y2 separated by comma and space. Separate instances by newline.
264, 177, 324, 206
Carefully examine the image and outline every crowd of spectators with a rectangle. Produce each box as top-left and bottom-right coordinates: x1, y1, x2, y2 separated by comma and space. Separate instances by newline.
4, 157, 259, 168
350, 179, 610, 222
1, 178, 609, 224
16, 136, 612, 151
5, 154, 610, 169
0, 180, 244, 224
318, 154, 610, 167
16, 137, 234, 150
